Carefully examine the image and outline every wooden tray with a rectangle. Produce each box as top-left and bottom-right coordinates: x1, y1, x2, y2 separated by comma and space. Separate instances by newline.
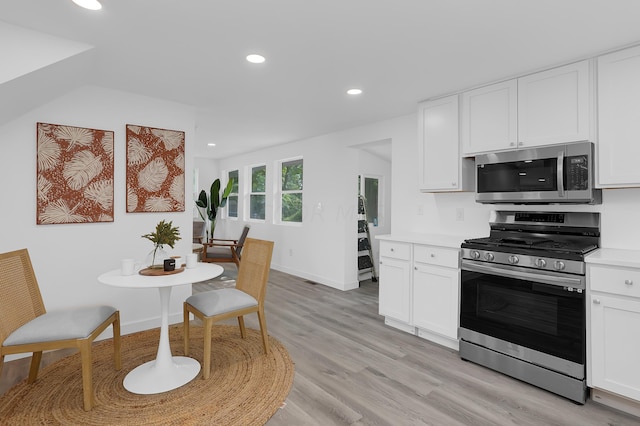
139, 266, 185, 276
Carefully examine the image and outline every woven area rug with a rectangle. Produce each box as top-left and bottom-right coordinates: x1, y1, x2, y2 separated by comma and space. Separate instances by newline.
0, 324, 294, 425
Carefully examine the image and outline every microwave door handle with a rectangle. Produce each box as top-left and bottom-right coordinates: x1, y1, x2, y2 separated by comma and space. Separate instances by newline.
557, 150, 565, 197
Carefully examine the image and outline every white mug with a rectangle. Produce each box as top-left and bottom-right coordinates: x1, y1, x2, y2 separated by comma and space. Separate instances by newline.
186, 253, 198, 269
121, 258, 136, 276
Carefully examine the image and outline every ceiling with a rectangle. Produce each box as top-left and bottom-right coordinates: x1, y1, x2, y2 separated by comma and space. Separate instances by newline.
3, 1, 640, 159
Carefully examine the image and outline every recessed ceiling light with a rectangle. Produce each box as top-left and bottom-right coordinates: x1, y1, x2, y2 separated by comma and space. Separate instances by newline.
246, 54, 266, 64
72, 0, 102, 10
347, 88, 363, 95
207, 143, 216, 147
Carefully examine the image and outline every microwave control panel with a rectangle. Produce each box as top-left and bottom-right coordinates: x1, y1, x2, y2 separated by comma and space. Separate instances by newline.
565, 155, 589, 190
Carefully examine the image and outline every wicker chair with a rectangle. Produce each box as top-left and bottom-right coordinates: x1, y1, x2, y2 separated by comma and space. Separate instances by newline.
0, 249, 121, 411
184, 238, 274, 379
201, 225, 250, 267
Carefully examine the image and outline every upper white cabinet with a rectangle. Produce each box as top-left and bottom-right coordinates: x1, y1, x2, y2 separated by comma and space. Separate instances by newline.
461, 60, 591, 156
597, 45, 640, 187
518, 60, 591, 147
418, 95, 473, 192
461, 80, 518, 154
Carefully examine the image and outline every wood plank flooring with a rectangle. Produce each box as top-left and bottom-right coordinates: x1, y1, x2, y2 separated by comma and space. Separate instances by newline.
238, 269, 639, 426
2, 266, 639, 425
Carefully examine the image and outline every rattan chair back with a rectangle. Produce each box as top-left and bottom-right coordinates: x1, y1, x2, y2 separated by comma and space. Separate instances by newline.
236, 238, 274, 304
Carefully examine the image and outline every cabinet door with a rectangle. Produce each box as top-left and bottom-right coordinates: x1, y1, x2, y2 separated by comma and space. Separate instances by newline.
418, 96, 469, 192
461, 80, 518, 155
590, 293, 640, 400
412, 263, 459, 339
378, 257, 411, 323
518, 60, 591, 148
597, 45, 640, 187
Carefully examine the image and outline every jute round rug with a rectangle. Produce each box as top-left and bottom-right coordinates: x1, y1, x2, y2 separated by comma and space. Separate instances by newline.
0, 324, 295, 425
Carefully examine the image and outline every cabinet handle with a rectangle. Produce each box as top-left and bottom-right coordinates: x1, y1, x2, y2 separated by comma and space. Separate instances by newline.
414, 266, 418, 270
625, 279, 634, 286
430, 253, 435, 258
390, 248, 394, 252
593, 299, 601, 304
451, 182, 456, 186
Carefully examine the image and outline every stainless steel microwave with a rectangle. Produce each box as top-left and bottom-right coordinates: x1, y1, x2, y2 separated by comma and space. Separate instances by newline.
475, 142, 601, 204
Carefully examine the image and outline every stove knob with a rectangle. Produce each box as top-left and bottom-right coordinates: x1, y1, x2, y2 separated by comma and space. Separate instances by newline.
554, 261, 565, 271
535, 258, 547, 268
484, 252, 494, 261
508, 255, 519, 265
471, 251, 481, 260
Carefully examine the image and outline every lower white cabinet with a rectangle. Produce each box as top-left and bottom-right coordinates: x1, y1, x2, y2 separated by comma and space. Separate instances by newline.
378, 256, 411, 324
587, 255, 640, 415
377, 238, 461, 350
412, 263, 459, 345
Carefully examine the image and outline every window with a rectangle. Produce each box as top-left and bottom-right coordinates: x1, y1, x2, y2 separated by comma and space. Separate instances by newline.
280, 158, 303, 223
249, 165, 266, 220
358, 175, 379, 226
227, 169, 238, 218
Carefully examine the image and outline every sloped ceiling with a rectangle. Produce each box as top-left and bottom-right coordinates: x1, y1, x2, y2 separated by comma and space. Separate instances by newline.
3, 1, 640, 159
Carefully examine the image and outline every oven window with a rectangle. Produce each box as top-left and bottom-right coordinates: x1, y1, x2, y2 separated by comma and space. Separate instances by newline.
477, 158, 558, 193
477, 284, 558, 336
461, 270, 584, 364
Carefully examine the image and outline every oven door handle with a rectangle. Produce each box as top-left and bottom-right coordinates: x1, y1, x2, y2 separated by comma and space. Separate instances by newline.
462, 261, 584, 289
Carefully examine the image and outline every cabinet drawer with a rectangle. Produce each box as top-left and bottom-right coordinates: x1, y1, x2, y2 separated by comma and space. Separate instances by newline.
590, 265, 640, 298
414, 245, 459, 268
380, 241, 411, 260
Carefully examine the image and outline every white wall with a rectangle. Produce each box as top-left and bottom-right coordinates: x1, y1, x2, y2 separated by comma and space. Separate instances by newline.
0, 86, 197, 357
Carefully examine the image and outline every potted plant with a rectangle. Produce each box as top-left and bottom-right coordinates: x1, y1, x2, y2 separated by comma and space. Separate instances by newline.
195, 178, 233, 241
142, 220, 181, 267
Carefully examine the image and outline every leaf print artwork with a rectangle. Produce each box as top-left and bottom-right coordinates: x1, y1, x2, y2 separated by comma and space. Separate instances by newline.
63, 150, 104, 191
126, 124, 185, 212
54, 125, 94, 150
138, 157, 168, 192
37, 130, 61, 171
36, 122, 114, 225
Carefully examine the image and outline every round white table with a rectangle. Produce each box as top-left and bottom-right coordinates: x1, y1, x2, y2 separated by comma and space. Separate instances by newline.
98, 263, 223, 394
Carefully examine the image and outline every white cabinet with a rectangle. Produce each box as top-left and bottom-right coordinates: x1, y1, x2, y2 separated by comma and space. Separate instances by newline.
377, 237, 461, 350
518, 60, 591, 147
412, 244, 460, 348
417, 96, 473, 192
461, 80, 518, 155
378, 241, 411, 325
597, 45, 640, 187
587, 258, 640, 414
461, 60, 591, 156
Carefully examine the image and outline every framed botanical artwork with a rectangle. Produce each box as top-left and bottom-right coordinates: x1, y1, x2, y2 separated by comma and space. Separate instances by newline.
36, 122, 114, 224
126, 125, 185, 213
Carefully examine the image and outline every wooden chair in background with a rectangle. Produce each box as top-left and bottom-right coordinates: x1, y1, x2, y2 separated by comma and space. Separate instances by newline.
183, 238, 274, 379
201, 225, 250, 267
0, 249, 121, 411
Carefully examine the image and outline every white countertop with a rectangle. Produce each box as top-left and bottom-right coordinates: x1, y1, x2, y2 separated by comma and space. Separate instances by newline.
376, 233, 466, 249
586, 248, 640, 269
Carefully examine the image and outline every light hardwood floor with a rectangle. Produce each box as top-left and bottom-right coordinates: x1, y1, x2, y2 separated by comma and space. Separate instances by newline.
2, 266, 639, 425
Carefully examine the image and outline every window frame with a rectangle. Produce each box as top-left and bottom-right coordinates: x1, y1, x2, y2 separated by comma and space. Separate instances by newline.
224, 169, 239, 219
246, 163, 267, 222
276, 156, 304, 225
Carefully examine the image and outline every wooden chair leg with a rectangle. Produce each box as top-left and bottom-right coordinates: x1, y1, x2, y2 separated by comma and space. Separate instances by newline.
183, 303, 191, 356
203, 319, 213, 380
79, 341, 93, 411
257, 309, 270, 354
28, 351, 43, 383
113, 312, 122, 370
238, 316, 247, 338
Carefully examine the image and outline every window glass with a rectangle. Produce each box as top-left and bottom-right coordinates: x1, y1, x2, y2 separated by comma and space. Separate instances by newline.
227, 169, 238, 218
250, 165, 266, 220
281, 159, 303, 223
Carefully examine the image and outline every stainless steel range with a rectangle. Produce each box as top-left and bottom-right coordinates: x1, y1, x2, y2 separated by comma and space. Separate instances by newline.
459, 211, 600, 404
